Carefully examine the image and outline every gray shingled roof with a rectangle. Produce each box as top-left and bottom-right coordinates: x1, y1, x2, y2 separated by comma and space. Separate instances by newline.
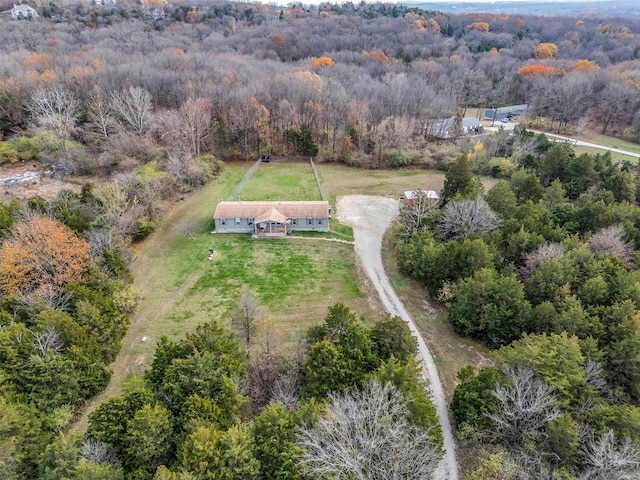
214, 201, 329, 219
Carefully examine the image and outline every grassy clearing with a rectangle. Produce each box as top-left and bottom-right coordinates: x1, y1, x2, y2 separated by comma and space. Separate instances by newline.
317, 163, 446, 200
580, 129, 640, 155
573, 145, 637, 163
238, 161, 321, 201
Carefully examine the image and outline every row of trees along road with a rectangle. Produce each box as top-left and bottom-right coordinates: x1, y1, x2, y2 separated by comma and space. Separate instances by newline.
0, 1, 640, 173
395, 134, 640, 478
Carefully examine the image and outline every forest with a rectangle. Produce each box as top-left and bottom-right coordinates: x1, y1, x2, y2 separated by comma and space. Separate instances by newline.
396, 142, 640, 478
1, 0, 640, 478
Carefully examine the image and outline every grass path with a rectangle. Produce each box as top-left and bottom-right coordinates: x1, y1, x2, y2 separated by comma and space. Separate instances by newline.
71, 180, 228, 432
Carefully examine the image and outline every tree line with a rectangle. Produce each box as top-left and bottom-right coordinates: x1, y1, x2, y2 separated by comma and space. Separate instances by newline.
0, 0, 639, 176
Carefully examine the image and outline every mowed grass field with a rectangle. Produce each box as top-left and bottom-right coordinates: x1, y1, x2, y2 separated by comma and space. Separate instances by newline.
573, 145, 638, 163
239, 161, 322, 201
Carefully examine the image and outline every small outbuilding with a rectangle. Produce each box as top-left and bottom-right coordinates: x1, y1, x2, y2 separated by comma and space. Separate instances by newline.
214, 200, 330, 237
402, 190, 440, 204
11, 4, 37, 19
462, 118, 482, 134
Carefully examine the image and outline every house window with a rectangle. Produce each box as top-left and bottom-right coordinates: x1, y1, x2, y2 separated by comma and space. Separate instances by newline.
248, 218, 254, 226
235, 218, 241, 226
291, 218, 298, 226
307, 218, 314, 225
220, 218, 226, 226
317, 218, 323, 225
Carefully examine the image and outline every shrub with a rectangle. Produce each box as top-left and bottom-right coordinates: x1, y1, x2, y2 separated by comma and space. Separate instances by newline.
0, 142, 19, 164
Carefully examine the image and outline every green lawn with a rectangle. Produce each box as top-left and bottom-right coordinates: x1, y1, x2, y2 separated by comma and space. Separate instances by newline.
128, 164, 373, 359
573, 145, 637, 163
579, 129, 640, 155
317, 163, 446, 200
238, 161, 322, 201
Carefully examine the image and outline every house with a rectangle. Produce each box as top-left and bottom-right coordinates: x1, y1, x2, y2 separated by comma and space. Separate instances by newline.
484, 104, 529, 121
213, 200, 330, 237
95, 0, 116, 6
11, 4, 37, 19
402, 190, 439, 204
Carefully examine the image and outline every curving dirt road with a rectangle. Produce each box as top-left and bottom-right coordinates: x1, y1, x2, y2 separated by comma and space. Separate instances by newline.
337, 195, 458, 480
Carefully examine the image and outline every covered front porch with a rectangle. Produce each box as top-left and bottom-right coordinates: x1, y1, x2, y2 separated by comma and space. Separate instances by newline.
254, 207, 289, 238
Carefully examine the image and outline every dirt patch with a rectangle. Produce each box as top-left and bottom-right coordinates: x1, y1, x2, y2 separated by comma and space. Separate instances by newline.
0, 163, 88, 201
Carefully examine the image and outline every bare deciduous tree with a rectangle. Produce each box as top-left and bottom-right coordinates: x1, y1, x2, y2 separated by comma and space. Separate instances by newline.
584, 359, 607, 394
297, 381, 442, 480
579, 430, 640, 480
87, 89, 115, 141
588, 225, 633, 268
28, 326, 64, 360
230, 287, 263, 349
111, 86, 153, 137
521, 242, 566, 278
436, 197, 502, 241
85, 228, 121, 260
271, 367, 300, 410
180, 97, 212, 157
80, 438, 120, 465
398, 191, 437, 237
487, 366, 560, 446
163, 151, 210, 191
28, 86, 79, 160
14, 288, 74, 314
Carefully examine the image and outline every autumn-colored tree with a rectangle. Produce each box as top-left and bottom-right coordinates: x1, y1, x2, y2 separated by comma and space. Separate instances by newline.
484, 47, 500, 58
21, 54, 54, 73
573, 59, 600, 73
534, 42, 559, 59
0, 215, 90, 297
517, 64, 556, 77
228, 96, 270, 157
466, 21, 489, 32
292, 71, 323, 91
364, 51, 388, 63
311, 56, 335, 68
273, 34, 285, 49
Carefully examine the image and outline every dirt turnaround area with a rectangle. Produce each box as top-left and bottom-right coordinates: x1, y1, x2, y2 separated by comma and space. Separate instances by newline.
337, 195, 458, 480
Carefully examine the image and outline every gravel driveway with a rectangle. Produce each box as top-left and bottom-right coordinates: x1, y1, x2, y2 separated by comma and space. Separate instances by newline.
337, 195, 458, 480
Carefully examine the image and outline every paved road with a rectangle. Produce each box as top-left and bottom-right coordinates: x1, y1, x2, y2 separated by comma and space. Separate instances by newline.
485, 125, 640, 158
337, 195, 458, 480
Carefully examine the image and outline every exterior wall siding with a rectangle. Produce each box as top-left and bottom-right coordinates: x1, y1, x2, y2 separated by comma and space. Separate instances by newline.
215, 217, 330, 233
289, 216, 330, 232
214, 218, 254, 233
